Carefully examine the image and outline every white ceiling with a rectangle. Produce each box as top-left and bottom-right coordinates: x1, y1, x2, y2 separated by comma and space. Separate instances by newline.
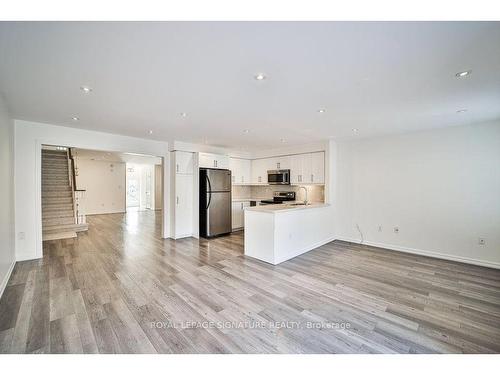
1, 21, 499, 151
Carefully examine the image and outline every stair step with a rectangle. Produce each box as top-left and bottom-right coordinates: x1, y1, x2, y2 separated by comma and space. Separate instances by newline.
42, 181, 70, 186
43, 223, 88, 234
42, 210, 74, 219
42, 204, 74, 212
43, 216, 75, 226
41, 152, 67, 157
42, 191, 72, 198
43, 198, 73, 205
42, 186, 71, 191
43, 231, 77, 241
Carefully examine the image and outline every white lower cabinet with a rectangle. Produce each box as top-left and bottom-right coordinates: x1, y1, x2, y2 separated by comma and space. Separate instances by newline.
232, 201, 250, 230
174, 174, 193, 238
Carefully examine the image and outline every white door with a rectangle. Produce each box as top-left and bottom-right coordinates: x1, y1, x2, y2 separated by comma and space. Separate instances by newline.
175, 151, 194, 174
231, 202, 244, 230
290, 154, 303, 184
251, 159, 267, 184
175, 174, 193, 238
241, 159, 251, 184
310, 152, 325, 183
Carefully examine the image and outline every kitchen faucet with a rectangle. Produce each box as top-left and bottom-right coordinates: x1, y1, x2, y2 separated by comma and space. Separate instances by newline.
298, 186, 308, 205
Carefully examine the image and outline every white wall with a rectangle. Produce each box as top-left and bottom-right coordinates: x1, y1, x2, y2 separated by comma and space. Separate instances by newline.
76, 159, 126, 215
14, 120, 170, 261
336, 121, 500, 268
0, 96, 15, 297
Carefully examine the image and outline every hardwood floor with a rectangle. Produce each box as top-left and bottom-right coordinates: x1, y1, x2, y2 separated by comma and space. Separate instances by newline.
1, 210, 499, 354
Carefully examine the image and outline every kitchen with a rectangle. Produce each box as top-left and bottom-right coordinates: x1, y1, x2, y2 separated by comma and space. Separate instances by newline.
170, 147, 333, 265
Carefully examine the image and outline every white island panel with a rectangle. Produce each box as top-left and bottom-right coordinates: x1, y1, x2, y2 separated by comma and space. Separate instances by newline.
244, 204, 334, 265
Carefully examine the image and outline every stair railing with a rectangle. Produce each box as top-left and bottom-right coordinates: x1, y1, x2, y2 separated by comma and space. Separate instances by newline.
68, 148, 87, 225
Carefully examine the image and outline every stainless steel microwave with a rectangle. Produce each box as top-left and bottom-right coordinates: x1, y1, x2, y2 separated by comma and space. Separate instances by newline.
267, 169, 290, 185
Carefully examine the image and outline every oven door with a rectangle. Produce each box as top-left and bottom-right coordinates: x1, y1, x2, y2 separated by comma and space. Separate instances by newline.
267, 170, 290, 185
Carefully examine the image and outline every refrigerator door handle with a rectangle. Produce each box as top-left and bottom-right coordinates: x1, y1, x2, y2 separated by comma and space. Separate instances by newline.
206, 175, 212, 209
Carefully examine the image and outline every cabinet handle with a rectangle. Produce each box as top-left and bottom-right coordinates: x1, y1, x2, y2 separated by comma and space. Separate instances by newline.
311, 174, 314, 182
241, 176, 244, 183
176, 196, 179, 205
277, 162, 280, 169
241, 203, 243, 209
176, 164, 179, 173
258, 176, 261, 182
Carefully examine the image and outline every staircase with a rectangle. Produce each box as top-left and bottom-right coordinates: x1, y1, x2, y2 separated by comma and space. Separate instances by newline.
42, 149, 88, 241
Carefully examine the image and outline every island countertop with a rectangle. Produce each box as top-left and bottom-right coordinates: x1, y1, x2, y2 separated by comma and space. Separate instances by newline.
245, 202, 329, 213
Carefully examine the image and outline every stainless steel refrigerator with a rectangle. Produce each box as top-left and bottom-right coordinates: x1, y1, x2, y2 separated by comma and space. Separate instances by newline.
199, 168, 232, 238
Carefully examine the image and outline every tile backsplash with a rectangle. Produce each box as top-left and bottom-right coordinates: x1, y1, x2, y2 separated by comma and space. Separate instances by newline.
232, 184, 324, 203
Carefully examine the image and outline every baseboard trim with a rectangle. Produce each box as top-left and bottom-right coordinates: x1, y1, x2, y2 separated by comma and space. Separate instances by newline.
336, 237, 500, 270
0, 260, 16, 299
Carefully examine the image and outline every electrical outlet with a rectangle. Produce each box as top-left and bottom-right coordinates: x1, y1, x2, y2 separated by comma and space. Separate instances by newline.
394, 227, 399, 234
478, 238, 486, 245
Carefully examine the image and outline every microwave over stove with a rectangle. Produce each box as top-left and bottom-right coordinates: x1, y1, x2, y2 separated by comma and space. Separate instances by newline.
267, 169, 290, 185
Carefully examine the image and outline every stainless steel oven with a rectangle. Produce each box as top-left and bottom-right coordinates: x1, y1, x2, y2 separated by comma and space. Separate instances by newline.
267, 169, 290, 185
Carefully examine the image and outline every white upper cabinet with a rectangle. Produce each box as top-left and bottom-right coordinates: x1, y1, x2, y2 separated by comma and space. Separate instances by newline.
198, 152, 230, 169
270, 156, 290, 170
229, 158, 251, 185
290, 152, 325, 184
310, 151, 325, 184
174, 151, 194, 174
290, 154, 304, 184
251, 158, 268, 184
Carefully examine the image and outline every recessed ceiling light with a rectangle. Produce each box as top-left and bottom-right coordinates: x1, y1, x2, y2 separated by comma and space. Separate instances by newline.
455, 70, 471, 78
180, 112, 187, 117
243, 129, 249, 134
352, 128, 359, 133
148, 130, 153, 135
318, 109, 326, 113
280, 138, 286, 143
72, 116, 79, 121
456, 109, 468, 113
80, 86, 92, 94
254, 73, 266, 81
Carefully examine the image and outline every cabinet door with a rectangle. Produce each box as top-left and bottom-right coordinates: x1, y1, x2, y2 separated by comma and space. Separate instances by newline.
215, 155, 230, 170
274, 156, 291, 170
310, 152, 325, 183
242, 201, 250, 226
175, 151, 194, 174
290, 154, 303, 184
229, 158, 240, 184
198, 153, 213, 168
231, 202, 244, 230
241, 159, 251, 184
175, 174, 193, 238
251, 159, 267, 184
301, 153, 313, 183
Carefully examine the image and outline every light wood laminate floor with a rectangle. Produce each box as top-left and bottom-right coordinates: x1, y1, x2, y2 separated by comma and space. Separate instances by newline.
1, 211, 499, 354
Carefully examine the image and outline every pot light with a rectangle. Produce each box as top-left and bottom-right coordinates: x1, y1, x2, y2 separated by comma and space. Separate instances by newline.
243, 129, 249, 134
148, 130, 153, 135
180, 112, 187, 117
318, 109, 326, 113
280, 138, 286, 143
455, 70, 471, 78
72, 116, 79, 121
456, 109, 468, 113
352, 128, 359, 133
254, 73, 266, 81
80, 86, 92, 94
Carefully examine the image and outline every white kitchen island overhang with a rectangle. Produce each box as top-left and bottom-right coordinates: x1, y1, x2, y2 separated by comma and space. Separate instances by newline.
244, 203, 335, 265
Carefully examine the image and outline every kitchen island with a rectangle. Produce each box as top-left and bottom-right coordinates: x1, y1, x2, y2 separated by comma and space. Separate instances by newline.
244, 202, 334, 265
